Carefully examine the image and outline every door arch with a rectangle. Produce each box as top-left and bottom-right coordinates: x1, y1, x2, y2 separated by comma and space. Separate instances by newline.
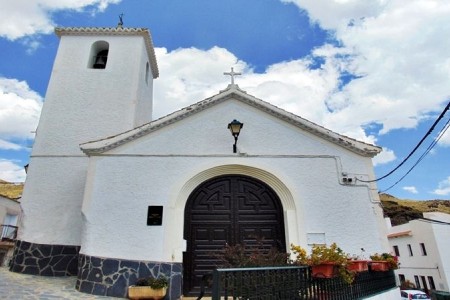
183, 174, 286, 296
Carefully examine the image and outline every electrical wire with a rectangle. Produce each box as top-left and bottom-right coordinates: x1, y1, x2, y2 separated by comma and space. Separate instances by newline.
357, 100, 450, 183
417, 217, 450, 226
380, 116, 450, 192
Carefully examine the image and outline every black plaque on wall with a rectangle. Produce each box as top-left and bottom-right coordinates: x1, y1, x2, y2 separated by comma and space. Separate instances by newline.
147, 206, 163, 226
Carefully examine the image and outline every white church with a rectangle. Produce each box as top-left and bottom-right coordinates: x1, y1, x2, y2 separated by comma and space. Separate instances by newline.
10, 26, 390, 299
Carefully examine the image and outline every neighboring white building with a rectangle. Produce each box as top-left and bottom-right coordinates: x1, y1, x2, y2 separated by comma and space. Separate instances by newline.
0, 194, 21, 267
387, 212, 450, 293
11, 26, 392, 299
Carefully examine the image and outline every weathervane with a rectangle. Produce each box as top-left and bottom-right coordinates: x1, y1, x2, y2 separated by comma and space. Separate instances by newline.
117, 13, 124, 28
224, 67, 241, 85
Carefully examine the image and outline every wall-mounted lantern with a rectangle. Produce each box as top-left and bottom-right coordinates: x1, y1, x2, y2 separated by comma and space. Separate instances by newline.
227, 119, 244, 153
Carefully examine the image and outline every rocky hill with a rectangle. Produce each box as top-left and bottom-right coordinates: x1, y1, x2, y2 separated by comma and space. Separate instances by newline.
0, 180, 23, 200
380, 193, 450, 226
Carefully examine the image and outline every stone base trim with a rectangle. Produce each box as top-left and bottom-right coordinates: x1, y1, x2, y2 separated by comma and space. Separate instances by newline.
77, 254, 182, 299
9, 240, 80, 276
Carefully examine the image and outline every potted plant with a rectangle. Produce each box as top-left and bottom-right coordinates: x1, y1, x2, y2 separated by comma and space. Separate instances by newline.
219, 241, 290, 268
128, 276, 169, 300
346, 255, 369, 272
291, 243, 355, 284
370, 253, 399, 271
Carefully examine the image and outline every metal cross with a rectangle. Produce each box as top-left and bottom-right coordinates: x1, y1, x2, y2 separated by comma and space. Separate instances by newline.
118, 13, 124, 27
223, 67, 242, 85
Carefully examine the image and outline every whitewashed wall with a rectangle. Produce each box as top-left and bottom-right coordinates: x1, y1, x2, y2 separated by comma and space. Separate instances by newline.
388, 212, 450, 292
19, 157, 87, 244
81, 99, 387, 262
20, 31, 155, 246
33, 35, 154, 156
0, 195, 21, 226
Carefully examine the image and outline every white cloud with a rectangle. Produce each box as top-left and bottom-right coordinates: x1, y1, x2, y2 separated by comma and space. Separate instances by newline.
282, 0, 450, 136
0, 139, 23, 151
0, 159, 26, 182
403, 186, 418, 194
282, 0, 385, 30
432, 176, 450, 196
437, 122, 450, 147
0, 0, 121, 40
153, 47, 248, 118
152, 0, 450, 157
372, 147, 396, 166
0, 78, 43, 141
154, 46, 342, 132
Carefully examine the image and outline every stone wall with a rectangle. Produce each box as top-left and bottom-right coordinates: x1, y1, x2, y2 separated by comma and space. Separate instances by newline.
9, 240, 79, 276
77, 254, 182, 299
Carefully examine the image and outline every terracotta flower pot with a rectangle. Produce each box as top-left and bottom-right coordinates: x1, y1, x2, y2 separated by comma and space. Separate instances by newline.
311, 262, 338, 278
347, 260, 369, 272
370, 261, 390, 271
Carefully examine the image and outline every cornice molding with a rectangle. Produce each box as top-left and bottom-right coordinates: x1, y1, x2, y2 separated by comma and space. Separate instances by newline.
80, 84, 381, 157
54, 27, 159, 78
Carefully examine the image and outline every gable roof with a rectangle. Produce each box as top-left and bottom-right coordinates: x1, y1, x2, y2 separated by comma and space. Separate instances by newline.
80, 84, 381, 157
55, 27, 159, 79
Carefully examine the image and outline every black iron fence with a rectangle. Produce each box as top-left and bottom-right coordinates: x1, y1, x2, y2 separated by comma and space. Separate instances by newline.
212, 266, 396, 300
1, 224, 18, 241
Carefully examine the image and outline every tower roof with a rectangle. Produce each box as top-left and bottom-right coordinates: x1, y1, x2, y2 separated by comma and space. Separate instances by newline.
55, 27, 159, 78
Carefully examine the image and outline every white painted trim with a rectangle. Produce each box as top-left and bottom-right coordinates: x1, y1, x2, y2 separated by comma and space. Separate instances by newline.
169, 163, 304, 252
80, 85, 381, 157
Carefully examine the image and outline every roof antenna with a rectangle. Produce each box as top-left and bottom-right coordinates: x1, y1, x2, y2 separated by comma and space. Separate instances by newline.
117, 13, 124, 28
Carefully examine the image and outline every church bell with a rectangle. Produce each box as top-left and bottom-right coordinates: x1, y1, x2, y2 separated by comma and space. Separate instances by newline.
93, 50, 108, 69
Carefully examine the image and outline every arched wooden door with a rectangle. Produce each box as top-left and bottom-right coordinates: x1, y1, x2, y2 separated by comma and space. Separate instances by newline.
183, 175, 286, 296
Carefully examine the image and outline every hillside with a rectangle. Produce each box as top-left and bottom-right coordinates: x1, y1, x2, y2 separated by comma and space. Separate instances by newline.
0, 180, 449, 223
0, 180, 24, 200
380, 193, 450, 226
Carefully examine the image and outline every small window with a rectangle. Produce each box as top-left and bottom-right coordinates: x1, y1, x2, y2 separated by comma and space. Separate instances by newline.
428, 276, 436, 290
421, 276, 428, 291
414, 275, 420, 289
393, 245, 400, 256
408, 244, 413, 256
1, 214, 18, 240
420, 243, 427, 256
398, 274, 405, 284
89, 41, 109, 69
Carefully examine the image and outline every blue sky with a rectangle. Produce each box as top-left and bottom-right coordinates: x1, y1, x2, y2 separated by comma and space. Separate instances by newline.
0, 0, 449, 200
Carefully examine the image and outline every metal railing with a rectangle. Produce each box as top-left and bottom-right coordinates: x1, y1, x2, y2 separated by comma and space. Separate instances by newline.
212, 266, 396, 299
1, 224, 18, 241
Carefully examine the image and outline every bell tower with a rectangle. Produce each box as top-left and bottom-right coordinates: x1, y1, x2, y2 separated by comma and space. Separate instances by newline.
10, 27, 158, 276
33, 27, 159, 156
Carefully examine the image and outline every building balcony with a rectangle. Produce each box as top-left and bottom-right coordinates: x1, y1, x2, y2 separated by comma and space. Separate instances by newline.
0, 225, 18, 248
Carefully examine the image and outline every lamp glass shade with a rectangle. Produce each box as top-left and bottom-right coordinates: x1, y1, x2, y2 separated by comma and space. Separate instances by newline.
228, 119, 243, 136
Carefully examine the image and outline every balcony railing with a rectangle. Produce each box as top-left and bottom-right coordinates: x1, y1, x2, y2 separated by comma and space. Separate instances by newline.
1, 224, 18, 241
212, 266, 396, 299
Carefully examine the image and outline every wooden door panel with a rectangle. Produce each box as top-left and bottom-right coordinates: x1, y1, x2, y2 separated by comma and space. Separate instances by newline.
184, 175, 286, 296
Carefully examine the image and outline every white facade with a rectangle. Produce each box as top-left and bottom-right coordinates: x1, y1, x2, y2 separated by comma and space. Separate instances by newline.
13, 26, 395, 298
19, 27, 158, 245
80, 85, 389, 262
387, 212, 450, 292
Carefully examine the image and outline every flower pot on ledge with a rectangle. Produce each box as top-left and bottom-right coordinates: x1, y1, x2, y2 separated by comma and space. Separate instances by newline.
128, 286, 167, 300
311, 262, 338, 278
347, 260, 369, 272
370, 261, 390, 271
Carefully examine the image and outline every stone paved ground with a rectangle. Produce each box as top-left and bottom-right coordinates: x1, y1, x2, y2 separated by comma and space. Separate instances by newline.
0, 267, 118, 299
